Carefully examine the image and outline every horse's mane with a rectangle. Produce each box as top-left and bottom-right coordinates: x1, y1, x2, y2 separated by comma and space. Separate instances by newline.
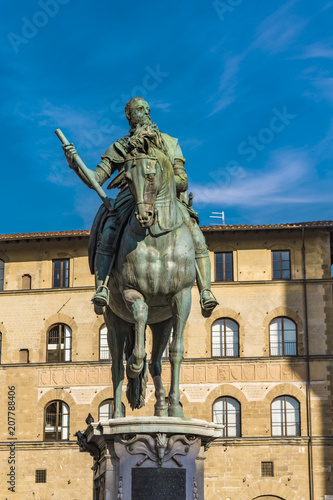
127, 134, 173, 172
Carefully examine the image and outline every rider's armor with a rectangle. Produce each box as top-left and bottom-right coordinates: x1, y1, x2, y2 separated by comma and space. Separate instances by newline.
85, 128, 218, 316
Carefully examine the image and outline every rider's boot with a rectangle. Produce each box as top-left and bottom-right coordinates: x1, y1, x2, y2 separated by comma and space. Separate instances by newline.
196, 255, 219, 317
92, 252, 111, 314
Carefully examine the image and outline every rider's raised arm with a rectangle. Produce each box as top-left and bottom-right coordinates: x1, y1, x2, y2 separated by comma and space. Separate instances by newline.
66, 140, 125, 189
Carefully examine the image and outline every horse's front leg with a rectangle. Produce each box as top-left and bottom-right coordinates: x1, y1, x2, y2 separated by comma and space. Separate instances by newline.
123, 289, 147, 378
150, 318, 173, 417
168, 287, 192, 417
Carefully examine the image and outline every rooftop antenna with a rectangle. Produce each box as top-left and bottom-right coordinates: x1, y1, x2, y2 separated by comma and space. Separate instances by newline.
210, 211, 225, 225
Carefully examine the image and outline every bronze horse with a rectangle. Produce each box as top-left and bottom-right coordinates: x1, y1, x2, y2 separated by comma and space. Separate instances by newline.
104, 143, 196, 418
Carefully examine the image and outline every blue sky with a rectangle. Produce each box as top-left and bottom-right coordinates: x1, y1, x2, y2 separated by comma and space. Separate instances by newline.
1, 0, 333, 233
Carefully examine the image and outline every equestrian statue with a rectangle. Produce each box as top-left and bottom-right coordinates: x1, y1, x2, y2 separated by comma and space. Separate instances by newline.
56, 97, 218, 418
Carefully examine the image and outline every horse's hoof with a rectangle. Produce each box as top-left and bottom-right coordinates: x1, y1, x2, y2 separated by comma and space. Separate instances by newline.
126, 356, 144, 378
154, 404, 168, 417
168, 405, 184, 418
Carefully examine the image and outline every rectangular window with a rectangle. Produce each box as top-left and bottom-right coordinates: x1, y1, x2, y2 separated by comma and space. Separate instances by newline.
35, 469, 47, 483
272, 250, 290, 279
261, 461, 274, 477
215, 252, 233, 281
53, 259, 69, 288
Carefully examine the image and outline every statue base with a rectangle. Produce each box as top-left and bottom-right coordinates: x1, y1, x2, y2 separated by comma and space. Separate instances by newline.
79, 417, 223, 500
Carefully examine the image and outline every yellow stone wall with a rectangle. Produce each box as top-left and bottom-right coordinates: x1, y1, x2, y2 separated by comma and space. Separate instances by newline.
0, 227, 332, 499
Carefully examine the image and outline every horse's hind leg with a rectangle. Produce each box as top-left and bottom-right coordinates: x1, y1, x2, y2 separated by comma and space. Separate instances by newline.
150, 318, 173, 417
123, 289, 148, 378
104, 307, 128, 418
168, 287, 192, 417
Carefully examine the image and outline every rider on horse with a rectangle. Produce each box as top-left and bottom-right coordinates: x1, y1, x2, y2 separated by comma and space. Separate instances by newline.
63, 97, 218, 316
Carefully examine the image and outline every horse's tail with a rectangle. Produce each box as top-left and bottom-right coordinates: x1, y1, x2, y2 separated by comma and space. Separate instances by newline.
125, 325, 148, 410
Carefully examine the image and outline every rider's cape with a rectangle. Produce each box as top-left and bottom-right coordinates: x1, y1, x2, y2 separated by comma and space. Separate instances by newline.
88, 188, 136, 275
88, 201, 114, 275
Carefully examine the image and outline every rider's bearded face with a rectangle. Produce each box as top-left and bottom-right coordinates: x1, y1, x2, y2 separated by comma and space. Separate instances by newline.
129, 99, 152, 129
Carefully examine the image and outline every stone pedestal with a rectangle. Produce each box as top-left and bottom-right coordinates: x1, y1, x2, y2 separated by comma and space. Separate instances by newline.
78, 417, 223, 500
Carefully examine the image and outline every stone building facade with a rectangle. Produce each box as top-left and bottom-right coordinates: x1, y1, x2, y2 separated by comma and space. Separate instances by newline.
0, 221, 332, 499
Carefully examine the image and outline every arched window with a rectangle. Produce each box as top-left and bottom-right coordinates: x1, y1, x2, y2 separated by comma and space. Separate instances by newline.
213, 397, 241, 437
99, 325, 111, 360
44, 401, 69, 441
99, 399, 125, 420
212, 319, 239, 357
271, 396, 300, 436
22, 274, 31, 290
0, 260, 4, 291
269, 318, 296, 356
47, 324, 72, 362
253, 497, 286, 499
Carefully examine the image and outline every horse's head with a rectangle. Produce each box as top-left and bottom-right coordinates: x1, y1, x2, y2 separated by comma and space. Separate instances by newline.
124, 142, 160, 227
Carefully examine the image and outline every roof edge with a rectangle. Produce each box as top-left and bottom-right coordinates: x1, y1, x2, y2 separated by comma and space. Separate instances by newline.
1, 221, 333, 241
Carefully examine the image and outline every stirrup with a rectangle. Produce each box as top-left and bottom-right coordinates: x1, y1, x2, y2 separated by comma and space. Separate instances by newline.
92, 285, 109, 307
200, 289, 219, 312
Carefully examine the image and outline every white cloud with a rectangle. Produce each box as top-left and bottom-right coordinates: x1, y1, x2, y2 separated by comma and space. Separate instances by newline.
181, 138, 204, 150
314, 119, 333, 160
208, 54, 243, 116
190, 149, 327, 208
313, 76, 333, 105
251, 1, 308, 55
73, 190, 101, 228
296, 43, 333, 59
322, 2, 333, 11
149, 100, 172, 112
47, 161, 79, 188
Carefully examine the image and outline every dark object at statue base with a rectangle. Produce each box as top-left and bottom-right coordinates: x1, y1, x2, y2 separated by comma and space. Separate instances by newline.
76, 417, 223, 500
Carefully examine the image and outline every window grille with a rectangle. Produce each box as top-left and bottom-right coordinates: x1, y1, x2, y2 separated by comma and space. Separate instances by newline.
261, 462, 274, 477
35, 469, 47, 483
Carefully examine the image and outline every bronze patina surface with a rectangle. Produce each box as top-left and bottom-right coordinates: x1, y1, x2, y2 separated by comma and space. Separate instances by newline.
56, 98, 218, 418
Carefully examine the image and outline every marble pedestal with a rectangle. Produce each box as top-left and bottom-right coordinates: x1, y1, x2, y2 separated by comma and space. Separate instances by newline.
78, 417, 223, 500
